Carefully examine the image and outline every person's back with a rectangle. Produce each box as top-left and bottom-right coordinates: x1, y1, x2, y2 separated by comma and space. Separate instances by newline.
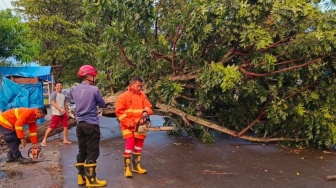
70, 82, 105, 125
0, 107, 47, 164
71, 65, 107, 187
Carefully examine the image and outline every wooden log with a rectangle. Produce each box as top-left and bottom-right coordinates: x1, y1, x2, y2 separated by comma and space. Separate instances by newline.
327, 175, 336, 181
101, 107, 116, 117
103, 90, 124, 105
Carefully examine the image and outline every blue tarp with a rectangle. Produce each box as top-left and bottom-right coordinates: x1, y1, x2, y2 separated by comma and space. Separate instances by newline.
0, 66, 52, 82
0, 66, 51, 124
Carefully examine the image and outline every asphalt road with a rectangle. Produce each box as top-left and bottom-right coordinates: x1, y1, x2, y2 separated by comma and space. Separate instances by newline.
59, 116, 336, 188
1, 116, 336, 188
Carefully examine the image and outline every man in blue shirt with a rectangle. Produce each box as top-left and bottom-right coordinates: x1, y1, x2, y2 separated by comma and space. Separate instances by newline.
70, 65, 106, 187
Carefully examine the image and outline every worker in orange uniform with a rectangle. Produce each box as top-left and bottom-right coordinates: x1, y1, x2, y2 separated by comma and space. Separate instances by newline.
115, 77, 153, 178
0, 107, 48, 164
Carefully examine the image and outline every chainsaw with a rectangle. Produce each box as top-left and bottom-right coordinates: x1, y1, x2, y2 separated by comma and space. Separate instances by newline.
28, 146, 42, 160
26, 146, 52, 163
135, 114, 174, 132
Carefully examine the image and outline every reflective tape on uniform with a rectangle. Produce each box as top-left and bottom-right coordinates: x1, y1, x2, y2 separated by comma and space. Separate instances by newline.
0, 115, 14, 130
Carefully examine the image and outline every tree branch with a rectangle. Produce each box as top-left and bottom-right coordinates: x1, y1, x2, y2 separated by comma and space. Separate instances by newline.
237, 101, 269, 137
156, 102, 305, 143
116, 43, 136, 69
239, 58, 324, 77
171, 73, 196, 81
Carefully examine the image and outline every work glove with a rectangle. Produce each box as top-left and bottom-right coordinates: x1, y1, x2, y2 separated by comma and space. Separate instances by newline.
137, 124, 148, 132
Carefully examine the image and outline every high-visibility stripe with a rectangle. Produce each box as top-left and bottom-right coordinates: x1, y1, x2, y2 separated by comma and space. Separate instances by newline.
0, 115, 14, 130
122, 129, 133, 136
124, 149, 132, 154
29, 132, 37, 136
118, 114, 127, 121
134, 131, 147, 136
124, 109, 145, 113
134, 131, 146, 140
134, 133, 146, 139
132, 109, 143, 113
118, 108, 146, 121
15, 126, 24, 130
134, 146, 142, 151
14, 108, 19, 119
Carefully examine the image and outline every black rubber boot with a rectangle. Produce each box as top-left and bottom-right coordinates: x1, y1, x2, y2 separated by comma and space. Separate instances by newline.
132, 153, 147, 174
6, 152, 15, 163
75, 163, 86, 185
84, 163, 107, 187
17, 156, 32, 164
124, 155, 132, 178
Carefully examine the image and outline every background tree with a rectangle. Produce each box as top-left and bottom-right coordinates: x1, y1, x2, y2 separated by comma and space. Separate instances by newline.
86, 0, 336, 148
0, 9, 39, 65
13, 0, 100, 83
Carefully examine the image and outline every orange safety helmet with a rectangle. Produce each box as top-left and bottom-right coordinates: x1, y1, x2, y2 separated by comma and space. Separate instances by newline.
77, 65, 98, 77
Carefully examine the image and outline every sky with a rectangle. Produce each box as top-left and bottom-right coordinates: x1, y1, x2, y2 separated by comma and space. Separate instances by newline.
0, 0, 13, 10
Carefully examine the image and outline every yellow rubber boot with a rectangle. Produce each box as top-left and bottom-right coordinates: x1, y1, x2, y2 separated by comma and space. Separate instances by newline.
124, 155, 132, 178
132, 153, 147, 174
84, 163, 107, 187
75, 163, 86, 185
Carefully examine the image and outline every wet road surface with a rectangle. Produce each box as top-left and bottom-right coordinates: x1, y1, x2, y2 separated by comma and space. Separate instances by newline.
59, 116, 336, 188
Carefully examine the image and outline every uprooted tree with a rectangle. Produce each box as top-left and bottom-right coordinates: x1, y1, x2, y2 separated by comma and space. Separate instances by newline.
14, 0, 336, 148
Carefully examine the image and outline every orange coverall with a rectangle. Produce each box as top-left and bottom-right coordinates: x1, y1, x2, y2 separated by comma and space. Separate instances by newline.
115, 88, 153, 140
0, 108, 39, 144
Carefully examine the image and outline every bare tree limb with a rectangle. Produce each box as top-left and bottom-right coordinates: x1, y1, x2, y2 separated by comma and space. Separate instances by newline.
156, 102, 305, 143
171, 73, 196, 81
116, 43, 137, 69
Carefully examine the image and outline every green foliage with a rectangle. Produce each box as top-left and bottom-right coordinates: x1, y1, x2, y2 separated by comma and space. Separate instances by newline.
85, 0, 336, 147
12, 0, 336, 147
13, 0, 99, 82
154, 79, 184, 104
0, 9, 39, 63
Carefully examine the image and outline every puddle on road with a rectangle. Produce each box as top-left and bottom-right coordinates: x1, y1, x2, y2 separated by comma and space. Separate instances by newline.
0, 170, 23, 180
